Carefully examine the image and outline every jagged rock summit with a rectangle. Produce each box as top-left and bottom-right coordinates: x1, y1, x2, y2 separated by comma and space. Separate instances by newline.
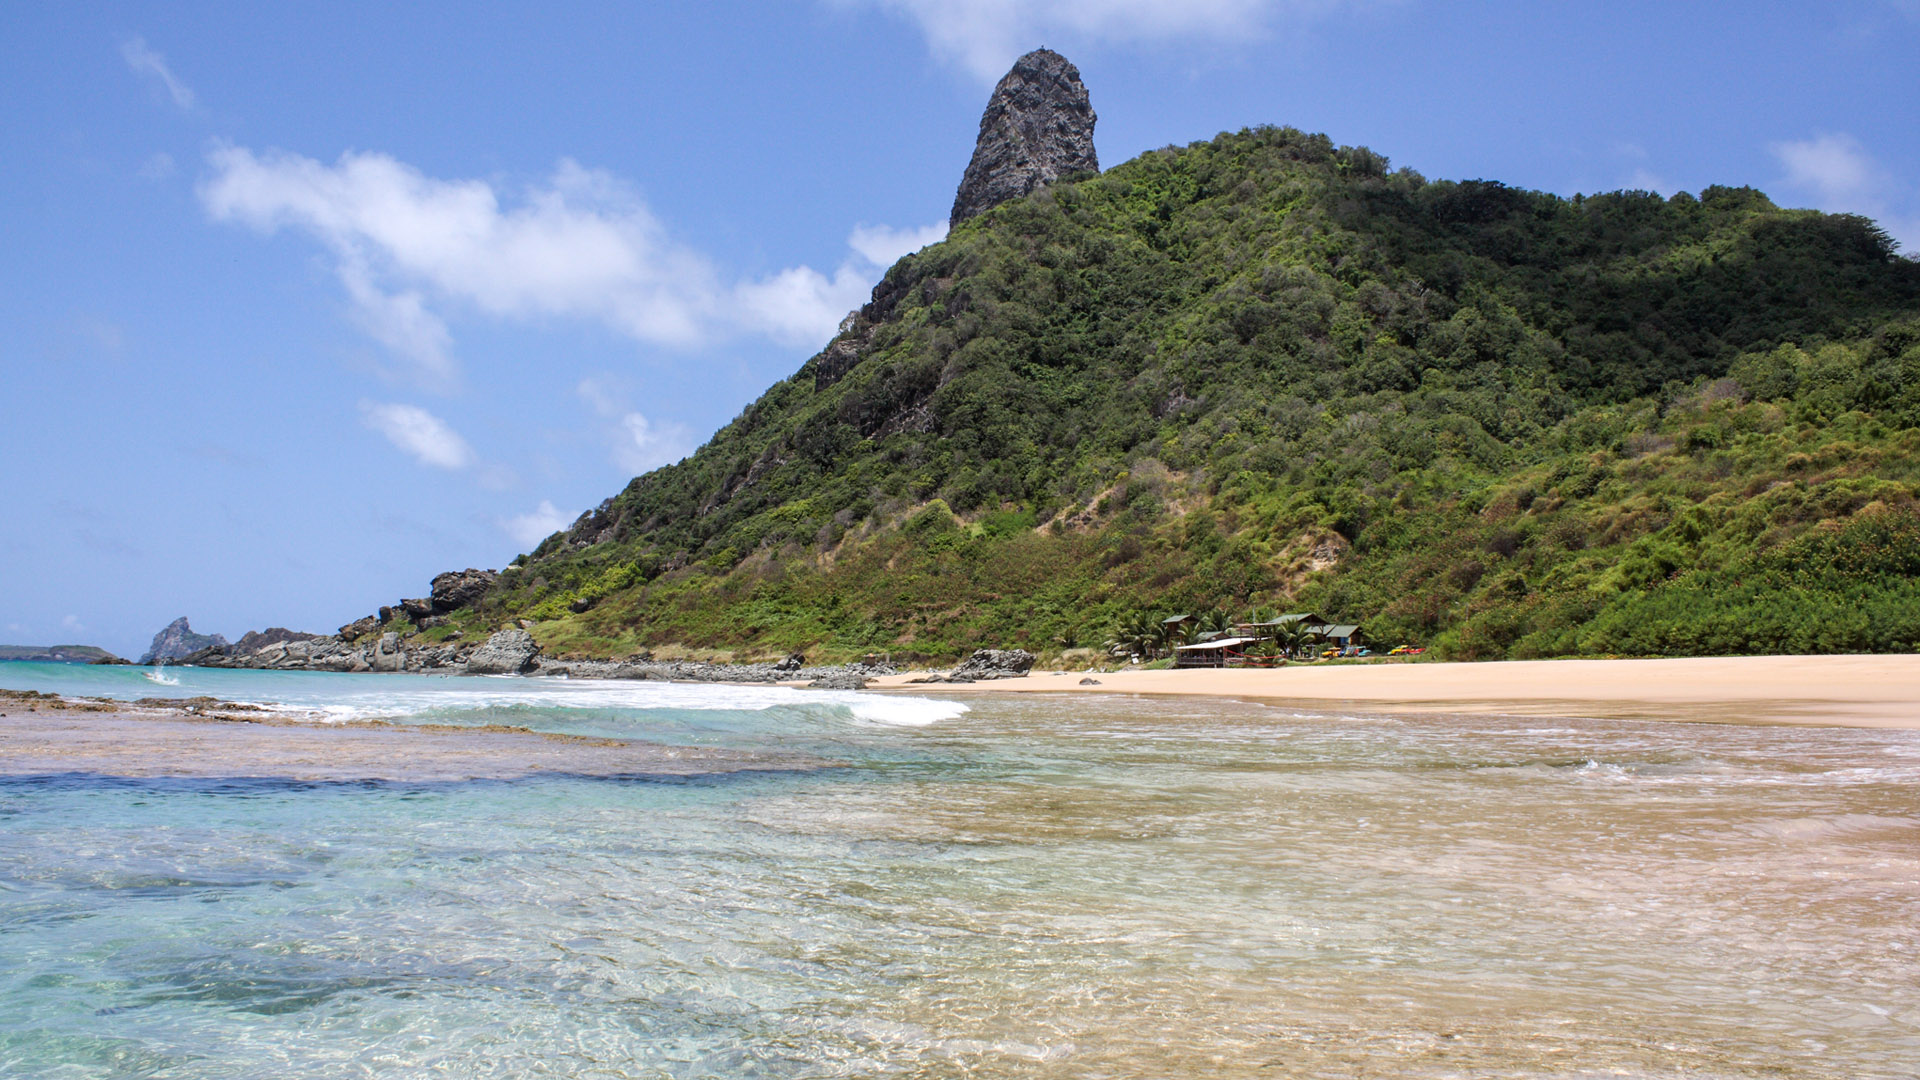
138, 617, 228, 665
949, 48, 1099, 227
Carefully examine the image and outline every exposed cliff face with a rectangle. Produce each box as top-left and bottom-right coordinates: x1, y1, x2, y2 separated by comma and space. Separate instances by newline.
138, 617, 228, 665
949, 48, 1099, 227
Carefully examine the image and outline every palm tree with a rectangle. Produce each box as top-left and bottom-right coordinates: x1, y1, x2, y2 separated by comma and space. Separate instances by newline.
1271, 621, 1311, 659
1105, 613, 1162, 661
1199, 608, 1234, 637
1144, 618, 1172, 658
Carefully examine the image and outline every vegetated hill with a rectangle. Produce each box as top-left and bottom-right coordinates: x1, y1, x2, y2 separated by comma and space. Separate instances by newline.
0, 644, 121, 663
475, 125, 1920, 663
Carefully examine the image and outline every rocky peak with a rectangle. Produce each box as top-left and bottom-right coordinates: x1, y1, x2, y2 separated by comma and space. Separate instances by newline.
138, 617, 229, 665
950, 48, 1099, 227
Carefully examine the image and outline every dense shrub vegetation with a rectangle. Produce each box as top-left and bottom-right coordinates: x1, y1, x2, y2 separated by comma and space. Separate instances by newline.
484, 126, 1920, 662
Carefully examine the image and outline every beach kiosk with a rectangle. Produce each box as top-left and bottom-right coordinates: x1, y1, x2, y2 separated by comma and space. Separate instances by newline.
1174, 636, 1258, 668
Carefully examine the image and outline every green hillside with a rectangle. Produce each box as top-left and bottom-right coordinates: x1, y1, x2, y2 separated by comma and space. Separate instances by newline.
0, 644, 121, 664
471, 125, 1920, 663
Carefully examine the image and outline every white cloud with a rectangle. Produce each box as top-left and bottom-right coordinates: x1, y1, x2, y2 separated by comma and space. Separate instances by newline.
1625, 168, 1671, 196
61, 614, 86, 634
358, 401, 475, 469
1770, 133, 1918, 252
1772, 133, 1888, 207
120, 37, 195, 109
501, 500, 572, 547
577, 378, 694, 474
735, 220, 948, 346
613, 412, 693, 473
201, 146, 943, 372
734, 263, 877, 346
202, 148, 719, 382
848, 221, 950, 266
339, 259, 455, 383
842, 0, 1353, 81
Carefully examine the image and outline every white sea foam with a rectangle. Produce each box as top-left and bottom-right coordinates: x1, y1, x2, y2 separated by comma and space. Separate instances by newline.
238, 676, 968, 727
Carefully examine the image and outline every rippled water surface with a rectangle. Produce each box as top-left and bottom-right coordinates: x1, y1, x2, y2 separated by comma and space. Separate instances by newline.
2, 664, 1917, 1077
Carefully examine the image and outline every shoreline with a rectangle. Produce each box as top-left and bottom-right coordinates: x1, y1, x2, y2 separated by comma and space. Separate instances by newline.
0, 689, 827, 781
866, 654, 1920, 729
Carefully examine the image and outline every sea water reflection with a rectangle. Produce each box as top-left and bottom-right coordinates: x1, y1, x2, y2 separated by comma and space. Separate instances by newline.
1, 681, 1916, 1078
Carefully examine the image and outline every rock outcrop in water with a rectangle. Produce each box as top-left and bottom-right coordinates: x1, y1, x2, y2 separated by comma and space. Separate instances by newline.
138, 617, 229, 665
463, 629, 540, 675
950, 48, 1099, 227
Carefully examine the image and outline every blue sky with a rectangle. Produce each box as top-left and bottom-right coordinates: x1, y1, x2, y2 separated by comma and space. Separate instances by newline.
3, 1, 1916, 658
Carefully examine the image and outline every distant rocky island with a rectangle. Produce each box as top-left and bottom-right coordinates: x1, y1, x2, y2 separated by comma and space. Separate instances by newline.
0, 644, 123, 664
139, 617, 230, 665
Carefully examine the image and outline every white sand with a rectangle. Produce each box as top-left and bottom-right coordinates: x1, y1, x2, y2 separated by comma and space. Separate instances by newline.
869, 654, 1920, 728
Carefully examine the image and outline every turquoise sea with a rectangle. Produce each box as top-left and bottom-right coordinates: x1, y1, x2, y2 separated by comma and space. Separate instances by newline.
2, 661, 1917, 1078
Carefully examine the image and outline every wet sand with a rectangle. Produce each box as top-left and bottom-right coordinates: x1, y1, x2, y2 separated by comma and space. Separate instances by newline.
0, 689, 825, 781
868, 654, 1920, 728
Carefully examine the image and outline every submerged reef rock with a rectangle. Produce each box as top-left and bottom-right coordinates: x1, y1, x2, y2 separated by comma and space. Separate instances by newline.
950, 48, 1099, 227
138, 617, 229, 665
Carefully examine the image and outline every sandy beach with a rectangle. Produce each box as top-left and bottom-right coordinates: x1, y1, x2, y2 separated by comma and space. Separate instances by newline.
869, 654, 1920, 728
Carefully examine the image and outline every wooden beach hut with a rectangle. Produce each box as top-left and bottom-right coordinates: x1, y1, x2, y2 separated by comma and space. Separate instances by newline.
1174, 636, 1259, 668
1304, 623, 1365, 649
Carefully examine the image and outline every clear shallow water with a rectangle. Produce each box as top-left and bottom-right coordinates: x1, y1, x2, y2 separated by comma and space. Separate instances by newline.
2, 664, 1918, 1077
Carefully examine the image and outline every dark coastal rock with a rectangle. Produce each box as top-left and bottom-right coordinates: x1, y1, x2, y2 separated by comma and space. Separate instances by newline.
172, 644, 230, 667
430, 568, 497, 612
231, 627, 323, 655
138, 617, 230, 665
465, 629, 540, 675
775, 652, 806, 673
399, 597, 436, 621
805, 671, 868, 691
1079, 677, 1102, 686
812, 330, 866, 392
948, 648, 1037, 681
950, 49, 1099, 227
369, 632, 405, 673
337, 615, 378, 642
